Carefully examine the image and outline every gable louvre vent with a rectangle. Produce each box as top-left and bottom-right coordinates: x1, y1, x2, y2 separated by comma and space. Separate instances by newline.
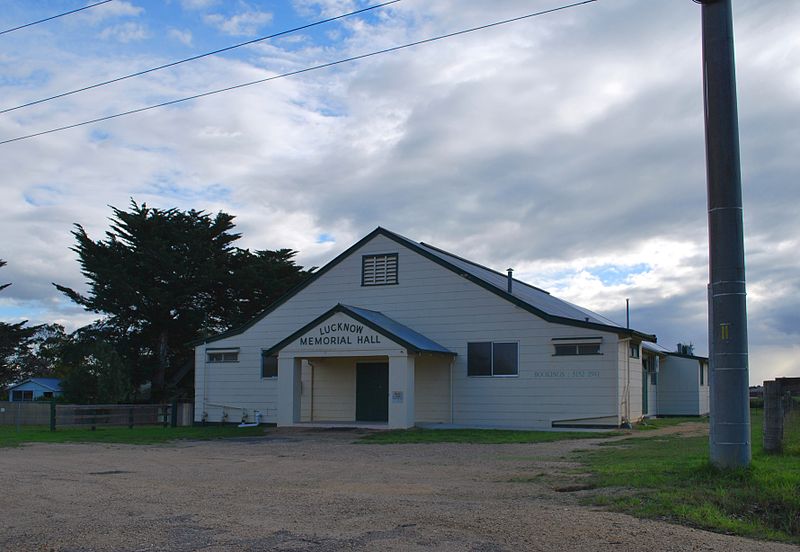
362, 253, 398, 286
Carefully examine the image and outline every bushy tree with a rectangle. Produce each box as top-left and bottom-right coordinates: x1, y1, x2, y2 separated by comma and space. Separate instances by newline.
55, 201, 310, 400
7, 323, 68, 379
0, 260, 38, 389
58, 333, 131, 404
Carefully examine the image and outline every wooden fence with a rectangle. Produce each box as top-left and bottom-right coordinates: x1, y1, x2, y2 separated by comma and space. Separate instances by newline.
763, 377, 799, 454
0, 401, 194, 429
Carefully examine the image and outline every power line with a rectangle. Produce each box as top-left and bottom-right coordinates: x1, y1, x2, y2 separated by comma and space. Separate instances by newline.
0, 0, 400, 115
0, 0, 599, 146
0, 1, 114, 36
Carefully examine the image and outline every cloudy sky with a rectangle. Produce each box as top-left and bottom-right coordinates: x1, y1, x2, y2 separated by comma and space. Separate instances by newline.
0, 0, 797, 384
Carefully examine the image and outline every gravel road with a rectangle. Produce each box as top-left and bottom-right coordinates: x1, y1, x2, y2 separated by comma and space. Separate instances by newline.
0, 426, 795, 551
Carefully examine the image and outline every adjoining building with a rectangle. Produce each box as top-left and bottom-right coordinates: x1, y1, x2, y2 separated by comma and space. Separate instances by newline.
194, 227, 708, 429
642, 342, 710, 417
6, 378, 62, 402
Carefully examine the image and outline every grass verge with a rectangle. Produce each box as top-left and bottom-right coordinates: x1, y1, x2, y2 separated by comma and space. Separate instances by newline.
0, 424, 267, 447
360, 427, 616, 444
579, 410, 800, 544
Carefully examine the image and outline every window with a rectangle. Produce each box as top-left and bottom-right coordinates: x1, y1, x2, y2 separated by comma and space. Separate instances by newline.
207, 349, 239, 363
651, 371, 658, 386
629, 343, 640, 358
362, 253, 398, 286
700, 363, 705, 386
261, 352, 278, 378
467, 342, 518, 376
12, 390, 33, 401
553, 343, 601, 356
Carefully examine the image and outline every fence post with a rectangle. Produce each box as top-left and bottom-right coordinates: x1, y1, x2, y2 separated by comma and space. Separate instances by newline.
763, 380, 783, 453
128, 407, 134, 429
162, 405, 168, 428
50, 398, 56, 432
170, 400, 178, 428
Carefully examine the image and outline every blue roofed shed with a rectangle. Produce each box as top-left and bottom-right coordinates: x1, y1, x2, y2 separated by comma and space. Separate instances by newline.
6, 378, 62, 402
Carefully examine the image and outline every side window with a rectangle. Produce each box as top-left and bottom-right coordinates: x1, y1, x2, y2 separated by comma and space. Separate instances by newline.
207, 349, 239, 363
553, 339, 602, 356
467, 342, 492, 376
261, 352, 278, 378
467, 342, 518, 376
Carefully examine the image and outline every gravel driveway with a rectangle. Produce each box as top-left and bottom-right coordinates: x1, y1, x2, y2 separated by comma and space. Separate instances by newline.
0, 427, 795, 551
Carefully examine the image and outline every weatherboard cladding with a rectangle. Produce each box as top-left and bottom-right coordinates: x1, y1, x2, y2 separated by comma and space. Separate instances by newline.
199, 227, 653, 346
195, 232, 626, 427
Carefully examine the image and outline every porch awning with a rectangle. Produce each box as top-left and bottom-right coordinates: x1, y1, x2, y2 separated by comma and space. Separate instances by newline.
263, 304, 456, 357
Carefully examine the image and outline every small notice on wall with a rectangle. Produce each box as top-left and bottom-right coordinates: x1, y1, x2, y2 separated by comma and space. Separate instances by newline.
392, 391, 404, 403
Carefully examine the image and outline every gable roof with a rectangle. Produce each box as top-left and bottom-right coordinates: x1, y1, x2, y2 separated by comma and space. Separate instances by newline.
263, 304, 455, 356
7, 377, 62, 392
197, 227, 656, 345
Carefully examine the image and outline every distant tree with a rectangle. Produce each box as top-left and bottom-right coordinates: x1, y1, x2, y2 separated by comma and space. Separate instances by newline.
7, 323, 68, 379
58, 333, 131, 404
55, 201, 310, 401
0, 260, 38, 389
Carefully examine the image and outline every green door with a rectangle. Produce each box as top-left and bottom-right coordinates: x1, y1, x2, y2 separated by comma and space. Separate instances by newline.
356, 362, 389, 422
642, 367, 649, 415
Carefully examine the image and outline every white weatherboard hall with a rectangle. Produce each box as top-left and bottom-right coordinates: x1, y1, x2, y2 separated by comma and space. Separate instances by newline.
195, 228, 708, 429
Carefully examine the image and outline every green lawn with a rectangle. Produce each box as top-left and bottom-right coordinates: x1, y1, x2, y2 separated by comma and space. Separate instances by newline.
580, 411, 800, 544
0, 424, 267, 447
360, 427, 617, 444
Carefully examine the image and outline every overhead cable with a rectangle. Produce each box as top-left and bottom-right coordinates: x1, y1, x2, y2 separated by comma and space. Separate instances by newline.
0, 0, 598, 146
0, 0, 400, 115
0, 1, 114, 36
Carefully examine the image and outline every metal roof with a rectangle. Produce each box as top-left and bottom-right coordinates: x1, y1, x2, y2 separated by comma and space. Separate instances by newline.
642, 341, 672, 355
341, 305, 454, 354
642, 341, 708, 361
413, 238, 625, 329
7, 377, 62, 391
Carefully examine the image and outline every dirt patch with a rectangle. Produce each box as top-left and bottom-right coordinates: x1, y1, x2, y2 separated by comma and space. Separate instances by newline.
0, 426, 791, 551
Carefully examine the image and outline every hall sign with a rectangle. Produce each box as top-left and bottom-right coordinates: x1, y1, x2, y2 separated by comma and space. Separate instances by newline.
298, 322, 382, 347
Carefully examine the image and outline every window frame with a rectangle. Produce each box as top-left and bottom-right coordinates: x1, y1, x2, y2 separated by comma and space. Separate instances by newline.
552, 343, 603, 356
629, 342, 641, 359
206, 348, 239, 363
361, 253, 399, 287
467, 341, 519, 377
551, 336, 603, 357
12, 390, 34, 401
261, 351, 278, 379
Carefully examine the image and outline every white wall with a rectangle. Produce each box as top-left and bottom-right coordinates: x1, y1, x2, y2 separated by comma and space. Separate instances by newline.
414, 356, 451, 423
197, 233, 625, 428
308, 358, 356, 421
615, 341, 643, 423
657, 355, 707, 416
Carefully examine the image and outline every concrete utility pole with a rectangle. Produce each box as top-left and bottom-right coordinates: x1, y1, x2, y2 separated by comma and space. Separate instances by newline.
696, 0, 751, 468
